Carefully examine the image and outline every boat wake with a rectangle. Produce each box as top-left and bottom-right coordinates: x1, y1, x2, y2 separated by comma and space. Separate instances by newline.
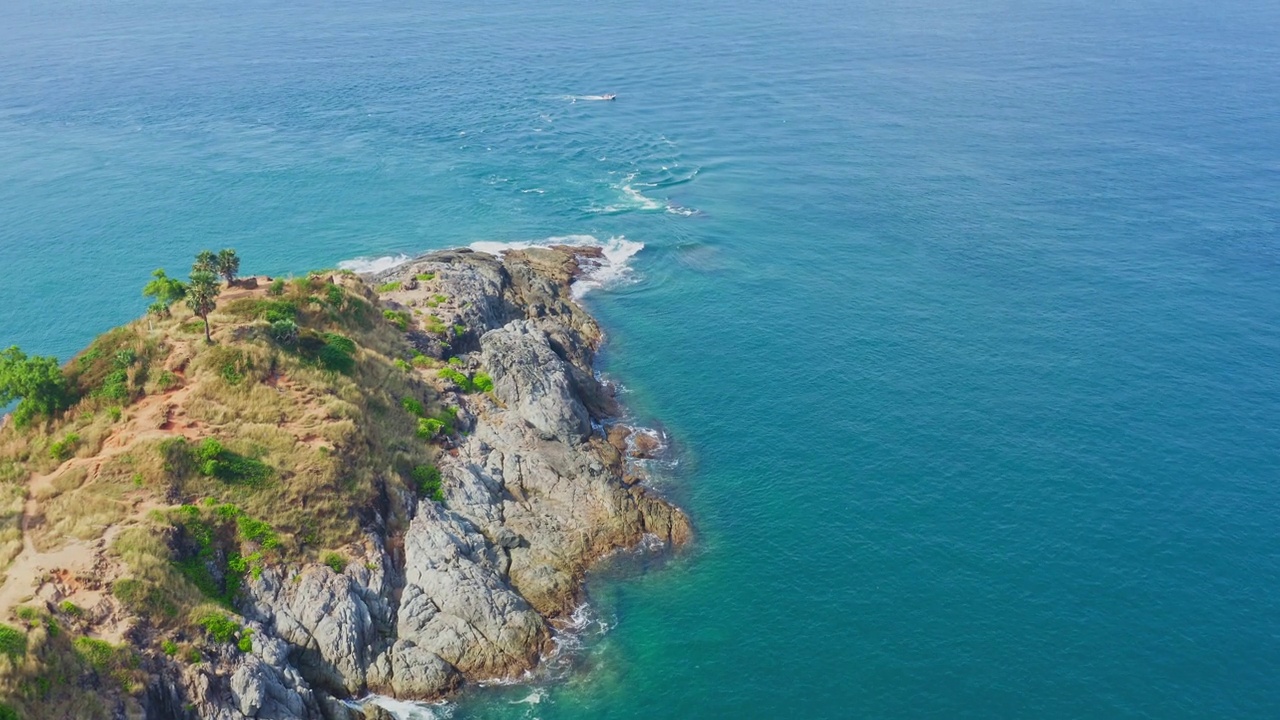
590, 167, 702, 216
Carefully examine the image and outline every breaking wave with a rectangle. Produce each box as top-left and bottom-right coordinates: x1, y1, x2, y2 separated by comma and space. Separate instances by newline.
336, 253, 411, 274
346, 695, 454, 720
468, 234, 645, 298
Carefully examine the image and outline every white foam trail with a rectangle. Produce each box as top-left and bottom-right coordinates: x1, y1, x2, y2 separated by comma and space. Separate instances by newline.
348, 695, 453, 720
565, 94, 616, 101
468, 235, 644, 298
337, 254, 411, 275
620, 177, 664, 211
510, 689, 546, 705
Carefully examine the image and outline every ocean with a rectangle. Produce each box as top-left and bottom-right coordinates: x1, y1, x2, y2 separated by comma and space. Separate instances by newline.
3, 0, 1280, 717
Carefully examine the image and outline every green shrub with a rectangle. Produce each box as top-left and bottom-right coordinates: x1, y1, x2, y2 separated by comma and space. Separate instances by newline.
447, 356, 463, 367
437, 367, 469, 388
321, 552, 347, 574
411, 465, 444, 502
401, 397, 426, 417
415, 273, 435, 281
162, 639, 179, 656
267, 278, 286, 296
58, 601, 82, 617
383, 309, 411, 331
185, 647, 202, 664
269, 319, 299, 344
15, 607, 39, 624
316, 333, 357, 374
48, 433, 80, 461
0, 346, 75, 426
394, 358, 411, 372
194, 438, 271, 486
98, 368, 130, 401
155, 370, 178, 391
220, 363, 244, 385
198, 613, 241, 644
108, 405, 123, 422
412, 353, 433, 368
195, 438, 224, 475
74, 637, 124, 671
424, 315, 446, 335
237, 628, 254, 653
0, 702, 18, 720
417, 418, 445, 439
325, 283, 345, 307
0, 624, 27, 657
437, 368, 490, 393
236, 516, 279, 548
376, 281, 402, 293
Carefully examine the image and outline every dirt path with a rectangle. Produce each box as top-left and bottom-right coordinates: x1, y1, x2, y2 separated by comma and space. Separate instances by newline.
0, 381, 198, 620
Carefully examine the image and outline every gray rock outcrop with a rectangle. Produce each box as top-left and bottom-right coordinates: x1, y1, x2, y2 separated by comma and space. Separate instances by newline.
150, 246, 691, 718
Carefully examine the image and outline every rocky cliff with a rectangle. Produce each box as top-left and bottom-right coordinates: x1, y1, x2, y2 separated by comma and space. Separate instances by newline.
0, 246, 689, 719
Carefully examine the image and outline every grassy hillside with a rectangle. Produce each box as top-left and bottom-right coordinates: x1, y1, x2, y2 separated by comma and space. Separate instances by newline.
0, 267, 462, 718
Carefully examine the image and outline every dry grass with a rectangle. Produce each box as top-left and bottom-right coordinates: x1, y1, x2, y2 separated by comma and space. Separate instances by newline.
0, 608, 144, 719
0, 272, 453, 710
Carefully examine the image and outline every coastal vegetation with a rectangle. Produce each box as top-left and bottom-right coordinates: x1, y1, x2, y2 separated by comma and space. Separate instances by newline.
0, 251, 464, 717
0, 245, 690, 718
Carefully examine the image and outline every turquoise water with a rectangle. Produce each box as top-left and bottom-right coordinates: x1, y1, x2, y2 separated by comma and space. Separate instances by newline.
4, 0, 1280, 717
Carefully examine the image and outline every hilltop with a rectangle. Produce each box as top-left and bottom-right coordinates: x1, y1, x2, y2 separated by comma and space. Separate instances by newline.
0, 246, 689, 719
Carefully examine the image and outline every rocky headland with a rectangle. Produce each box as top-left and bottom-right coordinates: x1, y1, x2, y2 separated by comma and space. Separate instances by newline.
0, 246, 689, 719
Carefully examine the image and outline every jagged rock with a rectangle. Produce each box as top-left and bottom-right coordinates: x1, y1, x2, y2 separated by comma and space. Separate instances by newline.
481, 320, 590, 443
244, 566, 373, 695
388, 640, 460, 696
9, 246, 690, 719
395, 501, 549, 676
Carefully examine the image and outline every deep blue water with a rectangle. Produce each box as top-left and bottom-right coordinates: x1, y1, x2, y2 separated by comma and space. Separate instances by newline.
3, 0, 1280, 717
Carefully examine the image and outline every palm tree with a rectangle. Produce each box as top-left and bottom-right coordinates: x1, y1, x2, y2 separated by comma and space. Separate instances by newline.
187, 271, 222, 343
216, 249, 241, 286
193, 250, 218, 275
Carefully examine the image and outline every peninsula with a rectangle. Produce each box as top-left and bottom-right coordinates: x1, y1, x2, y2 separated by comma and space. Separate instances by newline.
0, 246, 689, 719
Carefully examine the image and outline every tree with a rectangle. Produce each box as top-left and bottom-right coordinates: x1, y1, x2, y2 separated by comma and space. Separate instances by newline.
193, 250, 218, 275
186, 271, 222, 343
0, 346, 73, 427
215, 249, 240, 286
142, 268, 188, 318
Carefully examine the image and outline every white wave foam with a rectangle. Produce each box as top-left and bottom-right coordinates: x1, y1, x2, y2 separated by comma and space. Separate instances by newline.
621, 176, 664, 211
337, 254, 411, 275
468, 235, 644, 298
572, 237, 644, 298
510, 689, 546, 705
348, 695, 453, 720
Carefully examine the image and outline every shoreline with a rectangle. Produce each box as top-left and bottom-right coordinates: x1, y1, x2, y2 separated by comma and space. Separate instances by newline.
0, 245, 689, 719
